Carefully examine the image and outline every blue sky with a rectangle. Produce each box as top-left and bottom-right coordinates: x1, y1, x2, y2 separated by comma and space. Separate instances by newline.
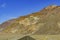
0, 0, 60, 24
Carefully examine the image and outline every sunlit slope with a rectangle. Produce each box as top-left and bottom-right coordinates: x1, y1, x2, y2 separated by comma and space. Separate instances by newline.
0, 5, 60, 40
2, 5, 60, 35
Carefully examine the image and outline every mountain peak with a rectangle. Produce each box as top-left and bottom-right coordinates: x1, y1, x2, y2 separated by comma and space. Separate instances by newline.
45, 5, 58, 10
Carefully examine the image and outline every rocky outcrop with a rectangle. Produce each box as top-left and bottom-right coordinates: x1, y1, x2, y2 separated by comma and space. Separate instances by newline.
0, 5, 60, 40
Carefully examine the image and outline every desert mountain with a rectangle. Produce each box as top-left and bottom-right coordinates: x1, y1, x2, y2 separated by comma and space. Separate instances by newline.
0, 5, 60, 35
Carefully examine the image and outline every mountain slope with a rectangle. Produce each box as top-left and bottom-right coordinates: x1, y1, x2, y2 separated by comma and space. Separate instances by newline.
0, 5, 60, 35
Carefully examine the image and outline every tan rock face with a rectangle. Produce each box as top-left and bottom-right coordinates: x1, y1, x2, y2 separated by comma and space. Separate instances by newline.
0, 6, 60, 40
0, 5, 60, 40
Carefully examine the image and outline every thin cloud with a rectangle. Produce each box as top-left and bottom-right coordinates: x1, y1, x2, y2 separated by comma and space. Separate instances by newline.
0, 3, 6, 8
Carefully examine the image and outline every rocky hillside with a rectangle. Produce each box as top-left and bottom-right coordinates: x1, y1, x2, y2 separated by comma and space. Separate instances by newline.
0, 5, 60, 35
